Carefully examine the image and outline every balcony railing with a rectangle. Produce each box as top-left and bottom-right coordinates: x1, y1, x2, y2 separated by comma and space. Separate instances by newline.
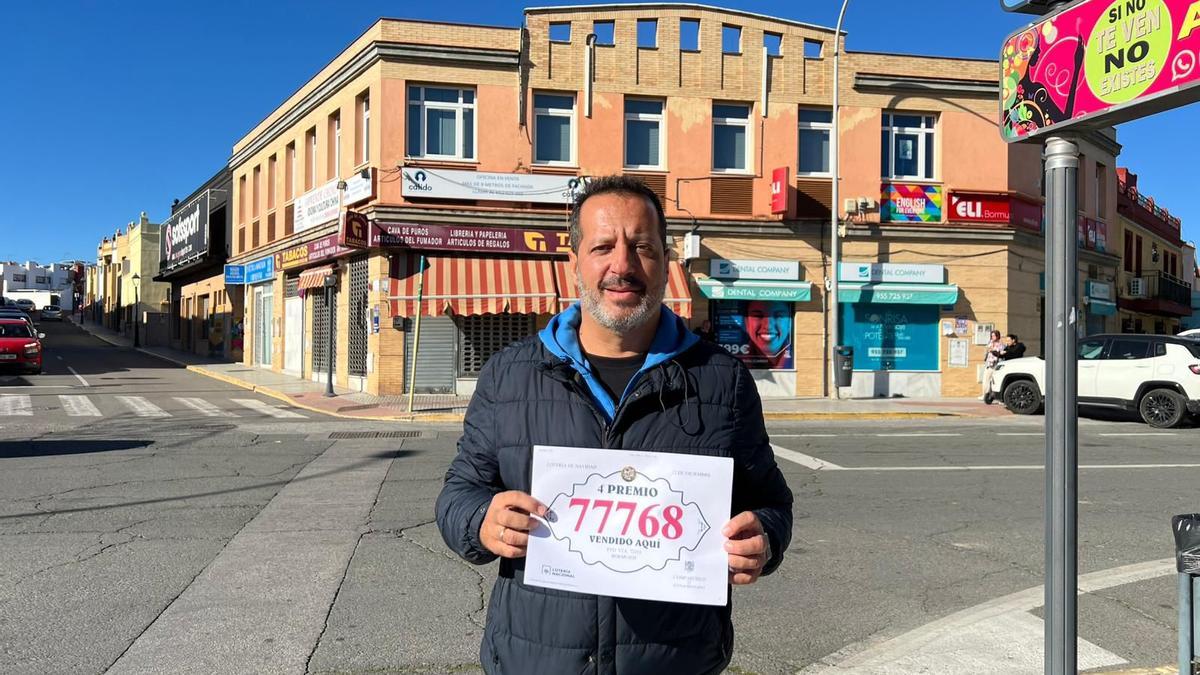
1121, 271, 1193, 306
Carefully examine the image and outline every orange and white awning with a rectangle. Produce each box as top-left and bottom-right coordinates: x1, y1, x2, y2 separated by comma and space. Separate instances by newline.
552, 260, 693, 318
297, 265, 334, 291
386, 255, 557, 317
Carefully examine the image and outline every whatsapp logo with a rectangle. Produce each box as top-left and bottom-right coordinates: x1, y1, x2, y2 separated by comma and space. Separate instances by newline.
1085, 0, 1173, 104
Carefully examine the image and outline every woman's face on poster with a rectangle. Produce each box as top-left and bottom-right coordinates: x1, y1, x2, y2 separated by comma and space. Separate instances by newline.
745, 301, 792, 356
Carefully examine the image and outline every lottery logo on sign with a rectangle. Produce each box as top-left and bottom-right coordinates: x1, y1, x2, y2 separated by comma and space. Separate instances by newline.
542, 469, 712, 573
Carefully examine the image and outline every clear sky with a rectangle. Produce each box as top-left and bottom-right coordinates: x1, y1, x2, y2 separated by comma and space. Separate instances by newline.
1, 0, 1196, 265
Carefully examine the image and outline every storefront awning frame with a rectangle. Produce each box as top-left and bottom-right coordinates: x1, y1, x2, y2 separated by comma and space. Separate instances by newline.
386, 254, 558, 317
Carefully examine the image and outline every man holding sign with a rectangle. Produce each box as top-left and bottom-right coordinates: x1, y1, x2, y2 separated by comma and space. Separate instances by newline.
436, 175, 793, 675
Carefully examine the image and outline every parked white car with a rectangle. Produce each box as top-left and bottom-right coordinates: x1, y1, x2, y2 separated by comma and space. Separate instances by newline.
990, 334, 1200, 428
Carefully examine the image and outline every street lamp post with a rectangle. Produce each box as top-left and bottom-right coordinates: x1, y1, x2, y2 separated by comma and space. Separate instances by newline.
829, 0, 850, 399
131, 273, 141, 348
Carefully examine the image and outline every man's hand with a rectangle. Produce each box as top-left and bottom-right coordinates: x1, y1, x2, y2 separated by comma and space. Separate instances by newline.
723, 511, 768, 585
480, 491, 547, 559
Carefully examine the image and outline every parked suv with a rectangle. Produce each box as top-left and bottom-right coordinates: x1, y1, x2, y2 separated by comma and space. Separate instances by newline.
991, 334, 1200, 428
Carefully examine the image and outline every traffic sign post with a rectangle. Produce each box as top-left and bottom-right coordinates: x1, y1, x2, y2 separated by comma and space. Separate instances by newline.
997, 1, 1200, 672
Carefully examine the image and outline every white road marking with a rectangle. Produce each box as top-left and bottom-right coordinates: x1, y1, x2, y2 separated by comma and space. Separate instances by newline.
997, 432, 1043, 436
834, 463, 1200, 472
176, 397, 233, 417
773, 434, 839, 438
875, 433, 962, 437
0, 395, 32, 416
116, 395, 169, 418
232, 398, 306, 419
770, 444, 843, 471
1098, 432, 1174, 437
67, 367, 88, 387
798, 558, 1172, 674
59, 395, 101, 417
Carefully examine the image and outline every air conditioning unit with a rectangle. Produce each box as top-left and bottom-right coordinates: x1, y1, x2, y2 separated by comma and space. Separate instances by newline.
1128, 278, 1146, 298
857, 197, 878, 211
843, 198, 859, 214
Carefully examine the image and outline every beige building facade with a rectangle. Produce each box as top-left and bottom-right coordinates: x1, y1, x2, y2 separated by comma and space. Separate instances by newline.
223, 4, 1132, 400
92, 213, 171, 342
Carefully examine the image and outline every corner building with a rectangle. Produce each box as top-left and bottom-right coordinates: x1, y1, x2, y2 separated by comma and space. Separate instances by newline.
227, 4, 1124, 399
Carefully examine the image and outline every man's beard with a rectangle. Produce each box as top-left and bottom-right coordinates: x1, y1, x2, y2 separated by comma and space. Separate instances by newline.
577, 273, 665, 334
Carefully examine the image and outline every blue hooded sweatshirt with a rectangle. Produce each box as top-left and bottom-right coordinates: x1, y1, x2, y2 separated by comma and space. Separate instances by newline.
538, 302, 699, 422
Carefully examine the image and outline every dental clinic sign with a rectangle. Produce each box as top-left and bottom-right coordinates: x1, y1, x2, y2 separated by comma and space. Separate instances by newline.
1002, 0, 1200, 141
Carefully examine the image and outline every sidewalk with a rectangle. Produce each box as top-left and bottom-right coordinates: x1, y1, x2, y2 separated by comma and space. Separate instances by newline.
70, 315, 1008, 422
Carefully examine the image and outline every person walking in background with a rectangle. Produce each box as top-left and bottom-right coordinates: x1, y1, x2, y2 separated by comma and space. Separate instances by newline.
692, 318, 716, 342
980, 329, 1003, 403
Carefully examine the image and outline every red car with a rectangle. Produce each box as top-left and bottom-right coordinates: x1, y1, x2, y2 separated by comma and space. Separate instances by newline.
0, 318, 44, 374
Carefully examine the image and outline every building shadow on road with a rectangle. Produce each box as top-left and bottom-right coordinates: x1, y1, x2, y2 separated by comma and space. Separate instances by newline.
0, 448, 417, 520
0, 439, 151, 458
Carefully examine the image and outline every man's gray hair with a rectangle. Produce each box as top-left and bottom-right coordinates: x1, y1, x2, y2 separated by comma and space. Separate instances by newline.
568, 175, 667, 252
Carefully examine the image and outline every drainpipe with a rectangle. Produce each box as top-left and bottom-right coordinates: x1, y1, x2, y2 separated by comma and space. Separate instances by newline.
584, 34, 596, 118
829, 0, 850, 399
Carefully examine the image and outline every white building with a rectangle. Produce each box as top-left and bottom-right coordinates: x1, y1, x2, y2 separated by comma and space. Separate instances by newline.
1, 261, 80, 304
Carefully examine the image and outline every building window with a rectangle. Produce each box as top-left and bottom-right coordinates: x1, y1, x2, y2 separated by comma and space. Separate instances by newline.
407, 85, 476, 161
252, 165, 261, 217
722, 25, 741, 54
252, 220, 260, 249
712, 103, 751, 172
593, 20, 614, 46
624, 98, 664, 169
804, 39, 823, 58
798, 108, 832, 176
881, 112, 936, 180
534, 93, 575, 165
764, 32, 782, 57
637, 19, 657, 48
267, 154, 276, 210
13, 274, 26, 283
1094, 163, 1105, 216
305, 127, 316, 190
285, 142, 295, 201
329, 110, 341, 179
238, 175, 246, 223
680, 18, 700, 51
357, 92, 370, 165
549, 22, 570, 42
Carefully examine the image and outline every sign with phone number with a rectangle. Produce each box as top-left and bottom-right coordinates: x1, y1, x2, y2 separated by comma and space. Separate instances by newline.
525, 445, 734, 606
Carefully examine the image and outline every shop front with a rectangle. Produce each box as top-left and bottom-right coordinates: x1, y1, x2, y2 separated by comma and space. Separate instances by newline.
695, 259, 813, 398
836, 262, 959, 398
1084, 280, 1116, 336
379, 220, 691, 395
243, 255, 276, 368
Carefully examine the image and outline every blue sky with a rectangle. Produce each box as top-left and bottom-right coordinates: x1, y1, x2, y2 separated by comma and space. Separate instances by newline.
1, 0, 1196, 265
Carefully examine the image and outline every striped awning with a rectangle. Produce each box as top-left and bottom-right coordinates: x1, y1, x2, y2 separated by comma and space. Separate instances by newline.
386, 255, 557, 317
553, 260, 693, 319
297, 265, 334, 291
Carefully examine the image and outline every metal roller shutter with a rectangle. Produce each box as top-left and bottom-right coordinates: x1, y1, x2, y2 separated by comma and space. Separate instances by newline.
312, 281, 338, 374
348, 255, 369, 377
403, 315, 456, 393
455, 314, 536, 377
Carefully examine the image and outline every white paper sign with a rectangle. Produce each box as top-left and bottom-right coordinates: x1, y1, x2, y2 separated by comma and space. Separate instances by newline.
525, 445, 734, 606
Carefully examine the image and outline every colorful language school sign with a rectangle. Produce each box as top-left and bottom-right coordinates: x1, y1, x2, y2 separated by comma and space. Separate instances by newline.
1002, 0, 1200, 141
882, 184, 943, 223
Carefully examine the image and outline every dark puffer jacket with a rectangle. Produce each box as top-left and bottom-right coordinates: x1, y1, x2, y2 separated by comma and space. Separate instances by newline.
436, 305, 794, 675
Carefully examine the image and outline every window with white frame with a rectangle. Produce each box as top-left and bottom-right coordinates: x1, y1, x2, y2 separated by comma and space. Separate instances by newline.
534, 93, 575, 165
712, 103, 751, 172
881, 112, 936, 180
331, 112, 341, 178
407, 86, 476, 161
360, 93, 371, 164
624, 99, 664, 169
798, 108, 832, 176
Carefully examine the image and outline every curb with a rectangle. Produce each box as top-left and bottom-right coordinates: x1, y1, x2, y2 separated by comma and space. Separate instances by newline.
762, 411, 961, 421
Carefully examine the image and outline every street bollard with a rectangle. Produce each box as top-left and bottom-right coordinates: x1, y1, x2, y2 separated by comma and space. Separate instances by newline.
1172, 514, 1200, 675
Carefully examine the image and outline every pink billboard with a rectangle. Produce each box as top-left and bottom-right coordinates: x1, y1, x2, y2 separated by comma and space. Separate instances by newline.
1001, 0, 1200, 141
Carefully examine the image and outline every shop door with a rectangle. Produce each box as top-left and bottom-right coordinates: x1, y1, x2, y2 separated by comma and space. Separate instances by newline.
283, 274, 303, 376
312, 282, 338, 377
403, 315, 455, 393
347, 255, 369, 380
254, 285, 272, 367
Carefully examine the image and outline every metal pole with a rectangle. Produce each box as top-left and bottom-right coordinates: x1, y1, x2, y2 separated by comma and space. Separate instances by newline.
324, 281, 335, 397
406, 254, 427, 418
133, 286, 140, 348
829, 0, 849, 399
1043, 135, 1079, 675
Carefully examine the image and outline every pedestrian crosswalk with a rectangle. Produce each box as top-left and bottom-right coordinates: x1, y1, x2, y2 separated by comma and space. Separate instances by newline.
0, 393, 309, 420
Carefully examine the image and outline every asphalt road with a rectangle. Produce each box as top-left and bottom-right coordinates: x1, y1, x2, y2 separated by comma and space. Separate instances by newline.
0, 322, 1194, 674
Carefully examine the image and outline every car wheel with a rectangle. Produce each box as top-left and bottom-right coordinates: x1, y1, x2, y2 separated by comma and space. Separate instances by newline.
1139, 388, 1186, 428
1003, 380, 1043, 415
